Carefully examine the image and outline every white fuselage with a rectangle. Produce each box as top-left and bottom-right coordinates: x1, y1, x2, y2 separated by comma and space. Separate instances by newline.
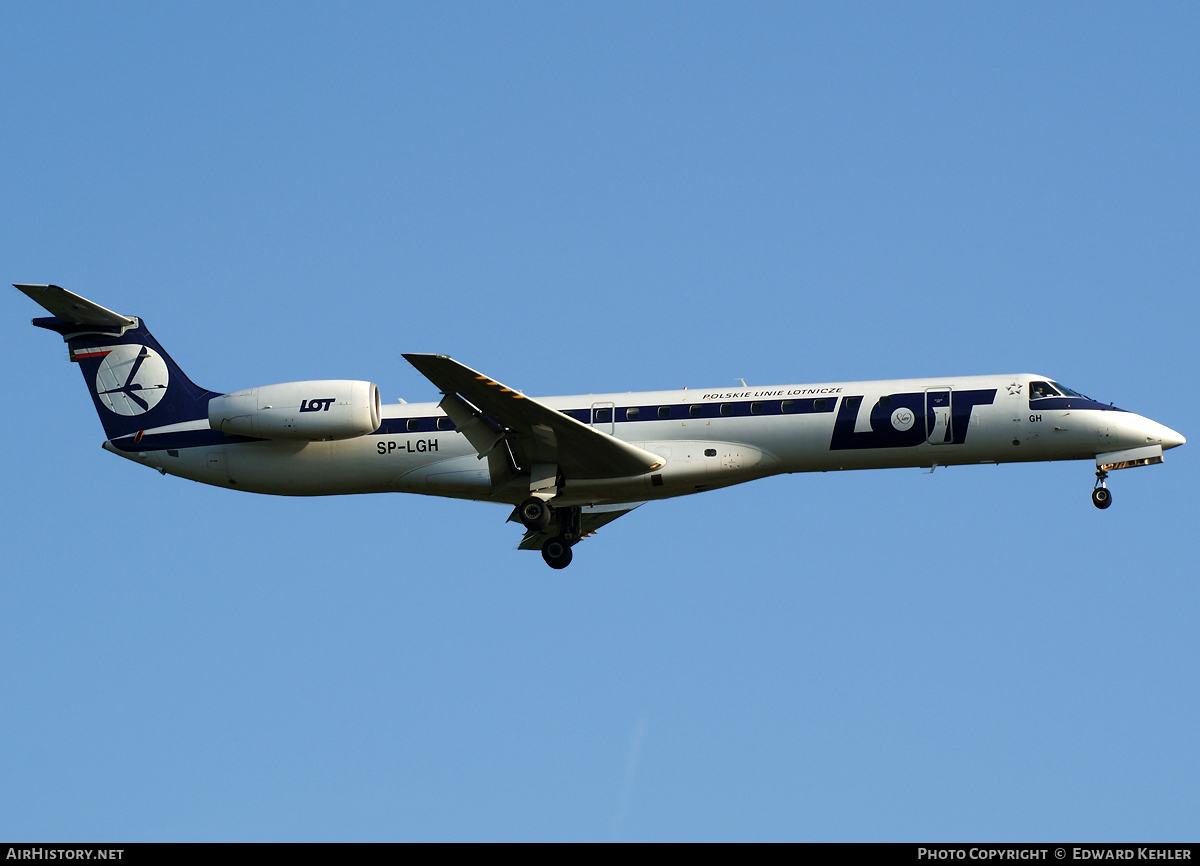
107, 373, 1182, 507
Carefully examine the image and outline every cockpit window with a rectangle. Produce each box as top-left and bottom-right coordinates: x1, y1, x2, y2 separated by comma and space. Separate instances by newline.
1029, 381, 1060, 400
1049, 381, 1086, 399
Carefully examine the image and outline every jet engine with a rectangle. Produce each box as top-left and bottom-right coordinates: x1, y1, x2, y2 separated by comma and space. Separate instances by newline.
208, 380, 381, 441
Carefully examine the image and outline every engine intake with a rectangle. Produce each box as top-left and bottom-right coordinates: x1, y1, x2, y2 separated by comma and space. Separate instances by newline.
209, 380, 381, 441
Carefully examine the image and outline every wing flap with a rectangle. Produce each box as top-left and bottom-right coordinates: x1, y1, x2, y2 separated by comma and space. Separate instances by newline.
403, 354, 663, 479
517, 502, 645, 550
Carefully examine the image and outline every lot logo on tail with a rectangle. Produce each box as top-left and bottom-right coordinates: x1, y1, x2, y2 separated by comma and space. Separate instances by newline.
83, 344, 170, 415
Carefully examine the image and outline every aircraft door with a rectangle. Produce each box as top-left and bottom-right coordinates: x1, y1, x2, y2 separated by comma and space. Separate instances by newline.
591, 402, 614, 435
926, 389, 953, 445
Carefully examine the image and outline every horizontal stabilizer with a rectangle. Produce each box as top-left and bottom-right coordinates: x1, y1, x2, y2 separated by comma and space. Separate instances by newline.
14, 284, 135, 328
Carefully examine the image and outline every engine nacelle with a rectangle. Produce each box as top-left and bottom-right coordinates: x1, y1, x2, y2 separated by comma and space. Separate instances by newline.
209, 380, 381, 441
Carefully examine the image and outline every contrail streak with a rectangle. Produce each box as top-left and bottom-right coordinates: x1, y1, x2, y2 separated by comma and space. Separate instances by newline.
612, 716, 648, 842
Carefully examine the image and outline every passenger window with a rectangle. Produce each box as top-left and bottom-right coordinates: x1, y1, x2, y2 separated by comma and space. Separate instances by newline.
658, 406, 671, 419
814, 398, 827, 411
1029, 381, 1060, 400
625, 407, 640, 420
406, 418, 420, 432
689, 404, 703, 418
781, 400, 794, 413
437, 417, 453, 431
594, 408, 611, 424
720, 404, 734, 416
704, 448, 717, 457
751, 402, 763, 414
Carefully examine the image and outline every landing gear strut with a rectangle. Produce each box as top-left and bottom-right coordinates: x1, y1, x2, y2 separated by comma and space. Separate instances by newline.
540, 505, 582, 569
1092, 469, 1112, 509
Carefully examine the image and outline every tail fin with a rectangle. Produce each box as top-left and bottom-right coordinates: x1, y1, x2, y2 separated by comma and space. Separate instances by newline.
17, 284, 221, 441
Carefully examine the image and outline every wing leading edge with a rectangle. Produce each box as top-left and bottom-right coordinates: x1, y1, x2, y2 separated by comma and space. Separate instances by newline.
402, 353, 664, 479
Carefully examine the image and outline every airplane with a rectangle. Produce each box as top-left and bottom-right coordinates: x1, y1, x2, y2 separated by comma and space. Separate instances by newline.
16, 283, 1186, 569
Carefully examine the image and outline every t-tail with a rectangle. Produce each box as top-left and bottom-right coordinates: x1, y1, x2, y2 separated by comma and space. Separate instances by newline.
16, 284, 220, 443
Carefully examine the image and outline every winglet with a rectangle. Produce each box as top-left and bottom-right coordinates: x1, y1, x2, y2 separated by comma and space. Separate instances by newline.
14, 284, 135, 328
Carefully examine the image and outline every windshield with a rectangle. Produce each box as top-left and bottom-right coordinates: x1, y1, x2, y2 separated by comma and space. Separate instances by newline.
1031, 380, 1094, 401
1050, 381, 1093, 400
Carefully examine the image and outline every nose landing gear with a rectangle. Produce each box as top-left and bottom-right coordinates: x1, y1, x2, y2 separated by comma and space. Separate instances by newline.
1092, 469, 1112, 509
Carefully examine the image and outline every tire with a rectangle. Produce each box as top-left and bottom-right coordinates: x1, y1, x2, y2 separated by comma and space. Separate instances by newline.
1092, 487, 1112, 509
541, 537, 573, 569
519, 497, 552, 530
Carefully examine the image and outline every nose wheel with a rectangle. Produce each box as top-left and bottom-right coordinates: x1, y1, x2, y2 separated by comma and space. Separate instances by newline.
1092, 469, 1112, 509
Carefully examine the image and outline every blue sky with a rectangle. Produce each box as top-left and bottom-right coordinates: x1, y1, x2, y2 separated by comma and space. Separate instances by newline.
2, 2, 1197, 841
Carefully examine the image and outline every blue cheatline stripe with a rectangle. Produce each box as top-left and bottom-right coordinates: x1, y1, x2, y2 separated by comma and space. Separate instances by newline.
604, 397, 835, 423
123, 397, 841, 451
381, 395, 835, 431
377, 396, 837, 432
1028, 397, 1126, 412
111, 428, 262, 452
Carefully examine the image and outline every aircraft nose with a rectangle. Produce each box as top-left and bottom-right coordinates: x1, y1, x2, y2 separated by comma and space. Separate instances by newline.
1118, 414, 1185, 451
1160, 425, 1186, 450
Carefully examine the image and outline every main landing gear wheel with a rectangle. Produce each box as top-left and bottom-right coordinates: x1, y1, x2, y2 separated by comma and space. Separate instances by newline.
519, 496, 552, 531
541, 536, 573, 569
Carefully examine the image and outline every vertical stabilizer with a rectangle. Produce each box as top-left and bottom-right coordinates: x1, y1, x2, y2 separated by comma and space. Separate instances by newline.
17, 284, 221, 440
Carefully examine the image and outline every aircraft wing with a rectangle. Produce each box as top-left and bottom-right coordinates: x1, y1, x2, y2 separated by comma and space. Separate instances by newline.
517, 502, 645, 550
14, 284, 135, 328
402, 354, 664, 479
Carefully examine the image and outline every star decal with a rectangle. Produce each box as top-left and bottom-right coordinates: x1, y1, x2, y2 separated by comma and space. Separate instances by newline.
1006, 382, 1022, 396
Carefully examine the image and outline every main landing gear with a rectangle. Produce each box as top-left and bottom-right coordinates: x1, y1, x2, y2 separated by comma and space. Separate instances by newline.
1092, 469, 1112, 510
541, 536, 573, 569
518, 497, 580, 570
518, 496, 553, 530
